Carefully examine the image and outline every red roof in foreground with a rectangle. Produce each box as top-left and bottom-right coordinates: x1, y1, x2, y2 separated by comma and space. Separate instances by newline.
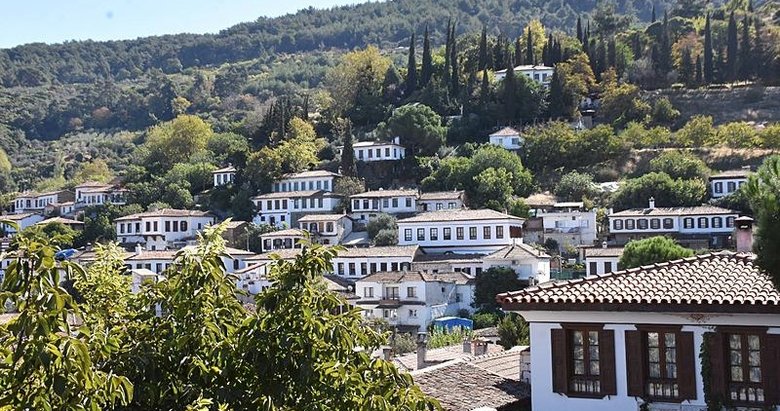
498, 252, 780, 313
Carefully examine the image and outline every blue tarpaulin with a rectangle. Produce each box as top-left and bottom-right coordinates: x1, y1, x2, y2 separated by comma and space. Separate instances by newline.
433, 316, 473, 330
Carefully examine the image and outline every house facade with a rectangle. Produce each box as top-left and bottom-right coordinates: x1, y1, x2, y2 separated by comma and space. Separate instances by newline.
709, 169, 750, 199
581, 245, 624, 276
533, 202, 598, 250
417, 191, 465, 212
114, 209, 215, 250
14, 190, 74, 214
355, 271, 475, 331
411, 253, 484, 277
251, 191, 342, 228
609, 201, 738, 249
297, 214, 352, 245
397, 209, 524, 254
481, 240, 551, 283
331, 245, 419, 279
0, 213, 45, 236
498, 252, 780, 411
495, 64, 555, 87
488, 127, 524, 151
350, 189, 418, 222
272, 170, 341, 193
338, 137, 406, 162
259, 228, 306, 252
212, 166, 236, 187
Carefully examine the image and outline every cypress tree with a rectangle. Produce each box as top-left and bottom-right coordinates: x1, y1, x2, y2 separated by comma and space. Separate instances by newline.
525, 27, 534, 65
680, 47, 694, 87
716, 45, 727, 84
450, 27, 460, 96
695, 54, 703, 85
596, 40, 607, 76
632, 34, 641, 59
421, 26, 433, 87
660, 11, 673, 73
739, 15, 751, 80
651, 4, 656, 23
479, 66, 490, 105
704, 13, 714, 84
514, 37, 524, 66
406, 32, 417, 96
727, 11, 738, 82
582, 30, 590, 56
608, 38, 617, 69
493, 34, 506, 70
754, 18, 765, 80
748, 0, 753, 12
577, 17, 583, 43
339, 129, 357, 177
443, 20, 452, 87
548, 66, 566, 119
478, 26, 488, 71
502, 52, 517, 123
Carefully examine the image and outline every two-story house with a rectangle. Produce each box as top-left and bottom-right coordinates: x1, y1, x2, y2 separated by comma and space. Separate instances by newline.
709, 168, 750, 199
338, 137, 406, 162
350, 189, 418, 222
297, 214, 353, 245
331, 245, 419, 279
74, 182, 128, 208
494, 64, 555, 87
259, 228, 306, 252
397, 209, 524, 254
609, 199, 738, 249
0, 213, 45, 237
272, 170, 341, 193
481, 240, 551, 284
417, 191, 465, 212
411, 253, 484, 277
14, 190, 74, 215
212, 166, 236, 187
114, 209, 216, 250
251, 191, 343, 228
355, 270, 475, 331
581, 243, 625, 276
488, 127, 524, 151
528, 201, 598, 250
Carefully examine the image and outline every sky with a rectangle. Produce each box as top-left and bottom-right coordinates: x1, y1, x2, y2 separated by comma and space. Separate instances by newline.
0, 0, 363, 48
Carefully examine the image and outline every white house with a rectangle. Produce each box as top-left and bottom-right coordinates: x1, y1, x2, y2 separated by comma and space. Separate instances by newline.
397, 209, 525, 254
212, 166, 236, 187
338, 137, 406, 162
709, 169, 750, 199
251, 191, 342, 228
331, 245, 419, 279
411, 253, 484, 277
355, 271, 475, 331
609, 199, 738, 249
488, 127, 524, 151
481, 240, 551, 283
297, 214, 352, 245
532, 202, 598, 250
273, 170, 341, 193
0, 213, 45, 237
581, 245, 624, 276
498, 251, 780, 411
114, 209, 216, 250
74, 182, 127, 208
350, 189, 418, 222
76, 245, 255, 276
36, 217, 85, 231
259, 228, 306, 252
417, 191, 465, 212
14, 190, 74, 215
494, 64, 555, 86
44, 201, 75, 217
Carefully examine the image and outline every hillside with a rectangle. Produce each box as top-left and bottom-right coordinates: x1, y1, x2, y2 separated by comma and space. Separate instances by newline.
648, 86, 780, 125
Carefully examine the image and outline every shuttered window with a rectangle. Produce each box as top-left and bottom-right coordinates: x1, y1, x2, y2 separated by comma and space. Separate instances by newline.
551, 325, 616, 398
625, 328, 696, 401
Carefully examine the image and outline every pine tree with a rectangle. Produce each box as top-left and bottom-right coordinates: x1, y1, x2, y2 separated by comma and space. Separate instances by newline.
525, 27, 534, 65
726, 11, 738, 82
651, 4, 656, 23
406, 32, 417, 97
576, 17, 583, 43
704, 13, 714, 84
478, 26, 488, 71
695, 54, 703, 85
739, 15, 752, 80
421, 26, 433, 87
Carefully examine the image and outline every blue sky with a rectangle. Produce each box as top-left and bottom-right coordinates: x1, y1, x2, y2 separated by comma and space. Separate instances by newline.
0, 0, 363, 48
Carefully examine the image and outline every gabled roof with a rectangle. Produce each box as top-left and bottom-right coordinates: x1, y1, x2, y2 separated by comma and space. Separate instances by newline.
498, 252, 780, 313
75, 181, 111, 189
1, 213, 40, 221
252, 190, 332, 200
398, 209, 524, 224
280, 170, 341, 179
212, 166, 236, 173
337, 245, 419, 259
483, 241, 550, 260
36, 217, 84, 226
114, 209, 213, 221
418, 191, 464, 201
489, 126, 521, 137
260, 228, 306, 237
710, 169, 751, 179
358, 270, 473, 284
610, 205, 737, 217
297, 213, 349, 223
583, 246, 625, 258
352, 140, 403, 148
350, 189, 418, 199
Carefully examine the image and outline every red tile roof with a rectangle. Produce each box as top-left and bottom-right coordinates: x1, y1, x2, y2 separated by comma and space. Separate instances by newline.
498, 252, 780, 313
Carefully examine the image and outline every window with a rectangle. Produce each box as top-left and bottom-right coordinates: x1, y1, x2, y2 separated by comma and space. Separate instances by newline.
380, 263, 387, 271
683, 218, 694, 229
663, 218, 674, 229
589, 262, 598, 275
409, 309, 418, 318
120, 224, 125, 234
404, 229, 412, 241
456, 227, 464, 240
407, 287, 416, 298
638, 219, 648, 230
405, 198, 412, 207
360, 262, 367, 275
650, 218, 660, 229
625, 219, 635, 230
181, 221, 188, 232
368, 149, 373, 158
385, 147, 390, 157
727, 333, 764, 404
337, 263, 344, 275
172, 220, 179, 232
698, 217, 709, 229
726, 216, 736, 228
614, 219, 623, 230
145, 221, 151, 232
443, 227, 451, 240
363, 200, 369, 209
645, 331, 679, 399
570, 330, 601, 394
713, 217, 723, 228
358, 150, 364, 160
496, 226, 504, 239
604, 262, 612, 273
714, 182, 723, 193
469, 227, 477, 240
391, 262, 398, 271
392, 198, 398, 207
417, 228, 425, 241
727, 181, 737, 193
383, 198, 389, 208
153, 221, 158, 232
348, 263, 356, 276
430, 228, 438, 241
165, 221, 171, 232
385, 286, 399, 299
483, 226, 491, 239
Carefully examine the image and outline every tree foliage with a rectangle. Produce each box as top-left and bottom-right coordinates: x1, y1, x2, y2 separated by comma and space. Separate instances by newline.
473, 267, 522, 311
619, 236, 695, 269
611, 172, 707, 210
745, 155, 780, 289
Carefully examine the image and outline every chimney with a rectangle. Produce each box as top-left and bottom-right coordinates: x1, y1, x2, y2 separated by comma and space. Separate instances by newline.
602, 241, 608, 249
134, 243, 143, 255
416, 332, 428, 369
393, 136, 400, 145
734, 216, 754, 253
463, 338, 472, 354
648, 197, 656, 209
473, 339, 488, 356
382, 346, 392, 361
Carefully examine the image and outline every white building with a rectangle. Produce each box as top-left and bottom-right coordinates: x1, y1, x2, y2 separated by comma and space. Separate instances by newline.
397, 209, 525, 254
533, 202, 598, 249
609, 200, 738, 249
417, 191, 465, 212
709, 169, 750, 199
212, 166, 236, 187
13, 190, 74, 215
494, 64, 554, 87
114, 209, 216, 250
498, 251, 780, 411
581, 245, 624, 276
36, 217, 85, 231
0, 213, 45, 237
488, 127, 524, 151
331, 245, 419, 279
297, 214, 352, 245
273, 170, 341, 193
44, 201, 75, 217
251, 191, 342, 228
259, 228, 306, 252
338, 137, 406, 162
355, 271, 475, 331
481, 240, 551, 283
411, 253, 484, 277
76, 245, 254, 276
350, 189, 418, 222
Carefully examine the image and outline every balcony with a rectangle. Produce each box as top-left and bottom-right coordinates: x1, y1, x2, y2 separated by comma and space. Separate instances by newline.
378, 296, 402, 308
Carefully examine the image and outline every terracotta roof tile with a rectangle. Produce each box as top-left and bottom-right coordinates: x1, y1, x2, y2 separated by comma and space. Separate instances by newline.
610, 205, 737, 217
484, 242, 550, 260
418, 191, 464, 201
498, 252, 780, 312
350, 189, 418, 198
398, 209, 523, 223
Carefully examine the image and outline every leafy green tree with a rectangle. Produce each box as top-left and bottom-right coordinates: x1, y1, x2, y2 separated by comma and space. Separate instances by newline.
650, 97, 680, 127
619, 236, 695, 269
674, 115, 716, 147
206, 132, 250, 168
72, 159, 114, 184
473, 267, 522, 311
373, 229, 399, 246
611, 172, 707, 210
555, 171, 599, 201
143, 115, 213, 171
746, 156, 780, 288
599, 81, 651, 129
497, 313, 530, 349
474, 167, 516, 211
377, 104, 445, 156
648, 151, 710, 181
14, 222, 77, 248
325, 46, 391, 117
367, 213, 398, 239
